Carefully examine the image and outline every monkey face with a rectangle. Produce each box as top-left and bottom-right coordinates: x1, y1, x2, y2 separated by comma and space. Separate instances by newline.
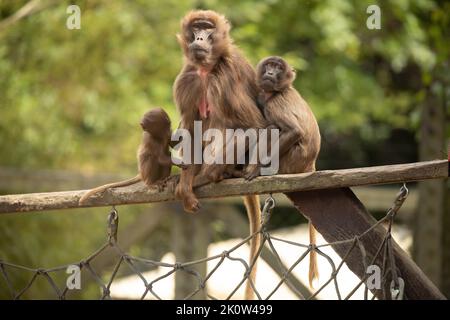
189, 20, 216, 62
257, 57, 296, 92
178, 11, 231, 67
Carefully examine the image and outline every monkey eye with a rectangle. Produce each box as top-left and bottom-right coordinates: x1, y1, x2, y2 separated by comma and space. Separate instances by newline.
206, 28, 215, 40
191, 28, 198, 39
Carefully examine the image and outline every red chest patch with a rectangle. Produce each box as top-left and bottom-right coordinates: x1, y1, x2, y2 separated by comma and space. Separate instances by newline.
199, 96, 210, 120
197, 68, 212, 119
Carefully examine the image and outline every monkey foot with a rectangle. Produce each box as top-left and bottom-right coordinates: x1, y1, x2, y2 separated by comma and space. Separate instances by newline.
153, 179, 171, 192
222, 169, 244, 179
209, 173, 224, 183
183, 196, 201, 213
175, 182, 201, 213
161, 175, 180, 193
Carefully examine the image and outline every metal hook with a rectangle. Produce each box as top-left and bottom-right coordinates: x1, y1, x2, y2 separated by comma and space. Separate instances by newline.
387, 183, 409, 220
400, 183, 409, 199
107, 206, 119, 244
261, 194, 276, 227
265, 194, 276, 210
390, 277, 405, 300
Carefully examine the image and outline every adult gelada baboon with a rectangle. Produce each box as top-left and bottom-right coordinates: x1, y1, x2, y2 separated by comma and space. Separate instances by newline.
173, 10, 266, 299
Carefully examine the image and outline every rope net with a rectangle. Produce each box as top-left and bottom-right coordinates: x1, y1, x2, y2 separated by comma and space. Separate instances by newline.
0, 184, 409, 300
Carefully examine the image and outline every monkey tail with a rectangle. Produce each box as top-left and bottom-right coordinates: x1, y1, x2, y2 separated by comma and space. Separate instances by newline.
308, 221, 319, 288
243, 194, 261, 300
79, 175, 141, 205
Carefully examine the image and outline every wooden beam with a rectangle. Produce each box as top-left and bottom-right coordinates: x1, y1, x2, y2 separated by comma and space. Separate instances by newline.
0, 167, 421, 219
286, 188, 446, 300
0, 160, 447, 214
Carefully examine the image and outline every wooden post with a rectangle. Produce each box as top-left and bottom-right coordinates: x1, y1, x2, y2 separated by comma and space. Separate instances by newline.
286, 188, 445, 300
414, 84, 447, 294
171, 202, 210, 299
444, 181, 450, 297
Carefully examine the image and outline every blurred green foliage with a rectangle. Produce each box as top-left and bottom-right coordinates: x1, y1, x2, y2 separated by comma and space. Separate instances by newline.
0, 0, 448, 171
0, 0, 448, 298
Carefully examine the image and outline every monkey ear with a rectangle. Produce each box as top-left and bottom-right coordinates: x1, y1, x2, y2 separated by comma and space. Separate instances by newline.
290, 68, 297, 81
291, 68, 297, 76
223, 18, 231, 34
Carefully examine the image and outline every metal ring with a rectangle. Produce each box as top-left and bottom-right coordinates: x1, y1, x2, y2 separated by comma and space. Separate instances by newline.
401, 183, 409, 198
390, 277, 405, 300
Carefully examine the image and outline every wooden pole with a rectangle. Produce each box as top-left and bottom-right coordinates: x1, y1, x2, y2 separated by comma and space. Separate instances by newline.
171, 202, 210, 299
0, 160, 447, 214
286, 188, 446, 300
414, 84, 448, 294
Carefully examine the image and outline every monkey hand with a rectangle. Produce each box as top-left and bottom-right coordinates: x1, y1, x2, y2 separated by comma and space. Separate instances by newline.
154, 180, 167, 192
172, 157, 188, 170
178, 163, 189, 170
243, 164, 261, 181
164, 175, 180, 193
